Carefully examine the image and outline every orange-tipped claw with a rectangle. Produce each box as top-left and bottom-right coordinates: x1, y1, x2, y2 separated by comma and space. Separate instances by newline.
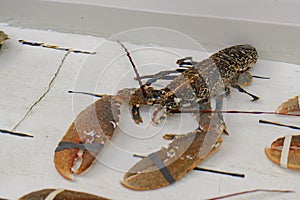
265, 135, 300, 170
54, 95, 121, 180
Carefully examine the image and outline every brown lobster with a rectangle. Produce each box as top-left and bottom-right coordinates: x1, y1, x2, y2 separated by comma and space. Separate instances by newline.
54, 44, 259, 189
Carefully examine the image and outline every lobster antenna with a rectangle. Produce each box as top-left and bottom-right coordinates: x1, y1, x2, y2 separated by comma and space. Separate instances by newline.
207, 189, 294, 200
117, 41, 147, 98
259, 119, 300, 130
68, 93, 300, 118
0, 128, 33, 138
68, 90, 103, 98
173, 109, 300, 117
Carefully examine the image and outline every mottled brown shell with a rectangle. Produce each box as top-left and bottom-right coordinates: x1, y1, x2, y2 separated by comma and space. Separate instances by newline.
19, 188, 109, 200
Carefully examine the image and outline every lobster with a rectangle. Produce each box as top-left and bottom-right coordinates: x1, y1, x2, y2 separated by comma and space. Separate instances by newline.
54, 44, 259, 189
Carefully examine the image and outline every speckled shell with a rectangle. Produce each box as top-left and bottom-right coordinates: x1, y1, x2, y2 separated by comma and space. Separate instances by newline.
19, 188, 109, 200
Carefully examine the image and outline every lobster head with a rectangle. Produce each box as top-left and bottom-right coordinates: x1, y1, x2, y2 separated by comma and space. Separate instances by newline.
222, 44, 258, 72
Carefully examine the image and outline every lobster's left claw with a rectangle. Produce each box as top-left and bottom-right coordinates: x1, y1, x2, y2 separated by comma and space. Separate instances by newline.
54, 95, 121, 180
122, 114, 225, 190
265, 135, 300, 170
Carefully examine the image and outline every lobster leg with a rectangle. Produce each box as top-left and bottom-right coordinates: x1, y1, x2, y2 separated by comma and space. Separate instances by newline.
137, 69, 185, 86
137, 56, 199, 85
231, 83, 259, 101
137, 56, 198, 85
132, 104, 143, 124
193, 99, 212, 131
215, 93, 229, 135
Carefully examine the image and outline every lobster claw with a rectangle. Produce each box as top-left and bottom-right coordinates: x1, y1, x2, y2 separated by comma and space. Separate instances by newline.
122, 114, 225, 190
54, 95, 121, 180
265, 135, 300, 170
19, 188, 109, 200
276, 96, 300, 114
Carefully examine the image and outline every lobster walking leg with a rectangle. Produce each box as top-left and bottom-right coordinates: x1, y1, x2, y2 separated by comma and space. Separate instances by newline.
231, 83, 259, 101
138, 69, 185, 86
137, 56, 198, 84
136, 56, 199, 85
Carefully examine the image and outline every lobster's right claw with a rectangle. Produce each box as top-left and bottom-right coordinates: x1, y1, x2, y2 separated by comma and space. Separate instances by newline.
54, 122, 109, 180
54, 95, 120, 180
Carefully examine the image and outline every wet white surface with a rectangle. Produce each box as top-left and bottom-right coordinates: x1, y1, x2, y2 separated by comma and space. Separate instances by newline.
0, 24, 299, 199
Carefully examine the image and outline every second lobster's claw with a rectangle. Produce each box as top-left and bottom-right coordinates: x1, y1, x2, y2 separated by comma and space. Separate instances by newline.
54, 95, 121, 180
265, 135, 300, 170
276, 96, 300, 114
122, 114, 225, 190
19, 188, 109, 200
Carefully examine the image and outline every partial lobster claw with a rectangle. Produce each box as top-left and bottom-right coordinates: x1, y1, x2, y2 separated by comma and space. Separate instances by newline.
265, 135, 300, 170
276, 96, 300, 114
19, 188, 109, 200
122, 114, 225, 190
54, 95, 120, 180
